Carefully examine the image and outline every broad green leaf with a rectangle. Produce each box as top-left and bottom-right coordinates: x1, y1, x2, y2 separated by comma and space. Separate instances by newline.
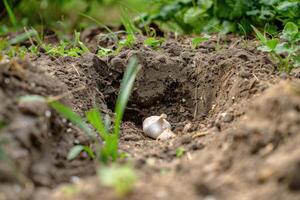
197, 0, 213, 10
293, 55, 300, 68
183, 7, 206, 25
221, 21, 236, 34
275, 43, 292, 54
258, 8, 275, 20
282, 22, 299, 41
266, 39, 279, 51
277, 2, 298, 12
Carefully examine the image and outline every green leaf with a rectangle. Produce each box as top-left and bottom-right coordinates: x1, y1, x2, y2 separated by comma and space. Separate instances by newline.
67, 145, 85, 160
144, 37, 164, 48
282, 22, 299, 41
86, 108, 108, 140
257, 45, 272, 52
67, 145, 95, 160
184, 7, 206, 25
293, 55, 300, 68
251, 25, 267, 44
275, 43, 292, 54
9, 29, 38, 45
266, 39, 279, 51
97, 47, 114, 57
49, 101, 95, 138
119, 34, 136, 48
176, 147, 185, 158
191, 34, 211, 48
74, 31, 90, 53
113, 57, 140, 137
3, 0, 17, 27
197, 0, 213, 10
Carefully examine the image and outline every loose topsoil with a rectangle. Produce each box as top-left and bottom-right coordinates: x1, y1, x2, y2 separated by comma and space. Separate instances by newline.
1, 32, 300, 200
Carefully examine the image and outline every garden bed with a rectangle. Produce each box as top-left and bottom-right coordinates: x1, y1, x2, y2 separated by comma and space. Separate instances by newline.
1, 34, 300, 200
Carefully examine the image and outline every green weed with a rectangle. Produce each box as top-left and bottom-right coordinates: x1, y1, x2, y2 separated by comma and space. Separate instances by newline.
46, 57, 140, 196
118, 34, 136, 50
97, 47, 114, 57
121, 8, 139, 36
0, 29, 38, 59
18, 57, 139, 163
141, 0, 300, 34
79, 13, 118, 41
252, 22, 300, 72
18, 56, 140, 194
143, 37, 164, 49
175, 147, 185, 158
42, 31, 90, 57
49, 57, 140, 163
191, 34, 211, 49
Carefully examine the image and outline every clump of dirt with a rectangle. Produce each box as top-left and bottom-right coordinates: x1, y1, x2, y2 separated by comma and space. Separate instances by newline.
1, 34, 300, 200
0, 59, 96, 199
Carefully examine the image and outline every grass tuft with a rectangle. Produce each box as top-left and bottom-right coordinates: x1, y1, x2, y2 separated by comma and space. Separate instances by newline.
49, 57, 140, 163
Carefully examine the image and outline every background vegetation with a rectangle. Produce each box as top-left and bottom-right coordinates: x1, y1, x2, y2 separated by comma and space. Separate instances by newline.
142, 0, 300, 34
1, 0, 299, 35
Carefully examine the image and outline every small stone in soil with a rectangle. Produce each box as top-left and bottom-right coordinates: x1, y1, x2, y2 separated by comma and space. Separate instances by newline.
239, 70, 251, 78
220, 113, 234, 123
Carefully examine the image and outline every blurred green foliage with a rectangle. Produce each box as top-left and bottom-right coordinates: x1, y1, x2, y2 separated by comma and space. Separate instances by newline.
0, 0, 148, 34
1, 0, 299, 35
140, 0, 300, 34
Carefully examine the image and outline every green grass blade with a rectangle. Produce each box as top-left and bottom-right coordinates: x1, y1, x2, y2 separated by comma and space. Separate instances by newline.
79, 13, 118, 41
86, 108, 108, 140
74, 31, 90, 53
9, 29, 38, 45
67, 145, 85, 160
251, 25, 267, 44
113, 57, 140, 137
49, 101, 95, 138
67, 145, 95, 160
3, 0, 17, 27
121, 9, 139, 36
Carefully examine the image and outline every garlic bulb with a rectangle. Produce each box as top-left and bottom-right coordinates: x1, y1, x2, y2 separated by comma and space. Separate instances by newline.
142, 114, 172, 139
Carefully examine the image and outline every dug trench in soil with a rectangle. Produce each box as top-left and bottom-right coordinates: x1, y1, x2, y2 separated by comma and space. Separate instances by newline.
0, 34, 300, 200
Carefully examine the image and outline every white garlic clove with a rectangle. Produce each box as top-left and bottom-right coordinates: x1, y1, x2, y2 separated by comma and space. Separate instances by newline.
143, 114, 171, 139
157, 128, 176, 141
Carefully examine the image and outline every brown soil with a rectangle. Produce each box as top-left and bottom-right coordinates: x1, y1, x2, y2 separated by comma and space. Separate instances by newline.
1, 33, 300, 200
